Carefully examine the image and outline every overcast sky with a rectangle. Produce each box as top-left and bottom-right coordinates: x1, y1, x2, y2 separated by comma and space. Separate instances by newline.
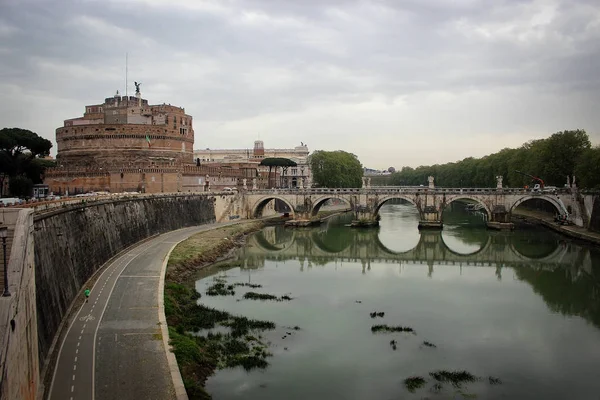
1, 0, 599, 169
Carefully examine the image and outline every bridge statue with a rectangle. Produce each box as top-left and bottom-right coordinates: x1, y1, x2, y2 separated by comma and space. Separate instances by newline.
362, 177, 366, 189
567, 175, 571, 188
428, 176, 435, 189
242, 178, 247, 190
496, 175, 503, 189
252, 178, 257, 191
299, 177, 304, 190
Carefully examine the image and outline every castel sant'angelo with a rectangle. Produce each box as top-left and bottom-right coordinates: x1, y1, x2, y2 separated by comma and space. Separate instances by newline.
44, 84, 258, 194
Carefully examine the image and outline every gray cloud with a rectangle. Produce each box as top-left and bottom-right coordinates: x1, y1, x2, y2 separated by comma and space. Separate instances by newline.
1, 0, 599, 168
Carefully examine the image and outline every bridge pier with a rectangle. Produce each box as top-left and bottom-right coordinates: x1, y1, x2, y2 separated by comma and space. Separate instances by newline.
351, 207, 379, 227
486, 205, 514, 230
418, 205, 443, 230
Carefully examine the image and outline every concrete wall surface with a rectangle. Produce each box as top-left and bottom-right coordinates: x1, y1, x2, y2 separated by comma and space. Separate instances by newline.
0, 209, 39, 400
587, 195, 600, 233
33, 195, 216, 376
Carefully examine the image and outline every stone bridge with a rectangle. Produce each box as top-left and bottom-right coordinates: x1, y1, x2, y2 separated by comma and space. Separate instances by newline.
232, 183, 591, 229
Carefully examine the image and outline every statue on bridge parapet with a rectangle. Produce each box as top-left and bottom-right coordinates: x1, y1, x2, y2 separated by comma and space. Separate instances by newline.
428, 176, 434, 189
299, 177, 304, 189
252, 178, 257, 191
496, 175, 503, 189
242, 178, 247, 190
362, 177, 366, 189
367, 177, 371, 189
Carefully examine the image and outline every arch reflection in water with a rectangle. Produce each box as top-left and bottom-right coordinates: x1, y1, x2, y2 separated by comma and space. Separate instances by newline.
244, 218, 581, 270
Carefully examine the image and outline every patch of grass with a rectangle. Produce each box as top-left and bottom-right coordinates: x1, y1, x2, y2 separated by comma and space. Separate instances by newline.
429, 370, 479, 388
166, 281, 276, 399
152, 333, 163, 340
243, 292, 293, 301
370, 311, 385, 318
166, 221, 263, 284
371, 324, 414, 333
404, 376, 426, 393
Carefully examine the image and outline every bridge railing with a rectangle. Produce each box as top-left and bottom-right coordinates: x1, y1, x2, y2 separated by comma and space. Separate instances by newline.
247, 187, 570, 195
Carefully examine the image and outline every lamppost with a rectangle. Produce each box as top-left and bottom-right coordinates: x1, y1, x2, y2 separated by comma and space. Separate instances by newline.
1, 226, 9, 297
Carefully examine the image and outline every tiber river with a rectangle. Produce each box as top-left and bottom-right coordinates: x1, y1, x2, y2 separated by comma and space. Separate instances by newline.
195, 202, 600, 400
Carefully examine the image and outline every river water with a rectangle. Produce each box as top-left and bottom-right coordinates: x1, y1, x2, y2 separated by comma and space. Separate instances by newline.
196, 202, 600, 400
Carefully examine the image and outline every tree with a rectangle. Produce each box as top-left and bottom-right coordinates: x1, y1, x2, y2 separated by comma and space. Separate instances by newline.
574, 146, 600, 189
386, 129, 596, 188
259, 158, 297, 188
309, 150, 363, 188
388, 167, 396, 173
0, 127, 53, 196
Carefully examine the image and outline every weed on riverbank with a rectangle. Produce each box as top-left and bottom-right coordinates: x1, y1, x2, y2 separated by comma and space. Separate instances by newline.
371, 324, 414, 333
243, 292, 293, 301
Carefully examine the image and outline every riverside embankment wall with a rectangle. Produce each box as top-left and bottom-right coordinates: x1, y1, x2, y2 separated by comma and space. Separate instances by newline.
33, 194, 217, 371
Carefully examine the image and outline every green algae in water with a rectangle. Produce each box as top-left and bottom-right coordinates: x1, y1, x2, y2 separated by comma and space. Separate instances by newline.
206, 282, 236, 296
371, 324, 414, 333
429, 370, 479, 388
243, 292, 293, 301
404, 376, 426, 393
233, 282, 263, 289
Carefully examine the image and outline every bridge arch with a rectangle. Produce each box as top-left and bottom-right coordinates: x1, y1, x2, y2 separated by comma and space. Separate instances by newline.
509, 195, 563, 217
374, 195, 419, 215
443, 195, 492, 221
310, 195, 352, 217
252, 196, 296, 218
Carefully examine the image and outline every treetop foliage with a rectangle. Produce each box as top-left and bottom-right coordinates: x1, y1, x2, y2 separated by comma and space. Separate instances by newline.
387, 129, 598, 189
1, 127, 54, 197
309, 150, 363, 188
259, 157, 297, 167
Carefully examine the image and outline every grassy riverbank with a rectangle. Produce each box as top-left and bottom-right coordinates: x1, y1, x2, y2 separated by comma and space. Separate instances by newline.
164, 221, 276, 399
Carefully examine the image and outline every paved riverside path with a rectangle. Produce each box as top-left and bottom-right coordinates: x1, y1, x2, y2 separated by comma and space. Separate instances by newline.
48, 223, 237, 400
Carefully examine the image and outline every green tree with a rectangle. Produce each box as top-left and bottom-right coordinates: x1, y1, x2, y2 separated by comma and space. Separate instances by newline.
309, 150, 363, 188
259, 158, 297, 188
387, 129, 595, 189
574, 146, 600, 189
0, 127, 53, 196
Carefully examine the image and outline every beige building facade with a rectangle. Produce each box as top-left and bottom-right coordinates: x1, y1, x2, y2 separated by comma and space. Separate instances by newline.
194, 140, 312, 188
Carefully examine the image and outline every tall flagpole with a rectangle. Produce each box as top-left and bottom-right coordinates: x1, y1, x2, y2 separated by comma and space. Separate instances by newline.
125, 52, 128, 97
